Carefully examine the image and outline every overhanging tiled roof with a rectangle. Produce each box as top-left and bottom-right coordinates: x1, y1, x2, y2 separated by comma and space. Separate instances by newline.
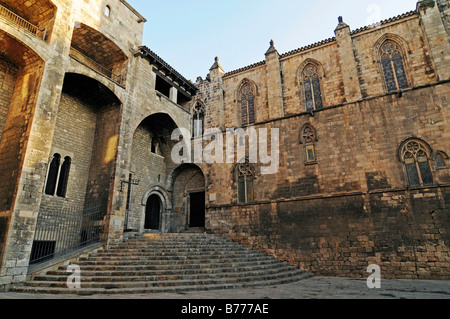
138, 46, 198, 97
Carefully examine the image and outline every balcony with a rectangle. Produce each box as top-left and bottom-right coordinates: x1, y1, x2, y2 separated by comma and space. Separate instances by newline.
0, 1, 56, 41
70, 23, 128, 88
69, 47, 125, 87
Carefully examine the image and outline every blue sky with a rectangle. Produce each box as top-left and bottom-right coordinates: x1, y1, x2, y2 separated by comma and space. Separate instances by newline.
127, 0, 419, 81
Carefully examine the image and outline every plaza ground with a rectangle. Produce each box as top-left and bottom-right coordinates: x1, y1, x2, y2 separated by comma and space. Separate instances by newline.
0, 276, 449, 299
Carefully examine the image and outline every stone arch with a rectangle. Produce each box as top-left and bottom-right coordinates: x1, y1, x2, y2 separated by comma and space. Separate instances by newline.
296, 58, 327, 86
127, 113, 180, 231
140, 185, 172, 233
397, 137, 433, 163
166, 163, 207, 191
70, 22, 129, 86
0, 30, 46, 213
167, 164, 207, 231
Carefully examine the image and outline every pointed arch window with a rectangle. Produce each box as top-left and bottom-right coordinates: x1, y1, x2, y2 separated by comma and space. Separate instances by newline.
400, 140, 433, 187
45, 154, 71, 198
435, 152, 448, 170
240, 82, 255, 126
380, 40, 409, 92
192, 103, 205, 138
300, 124, 318, 164
236, 159, 256, 204
104, 5, 111, 18
302, 64, 323, 112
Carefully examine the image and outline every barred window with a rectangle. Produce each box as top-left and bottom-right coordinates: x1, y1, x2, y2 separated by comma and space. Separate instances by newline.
302, 64, 323, 112
240, 82, 255, 126
380, 41, 409, 92
400, 140, 433, 187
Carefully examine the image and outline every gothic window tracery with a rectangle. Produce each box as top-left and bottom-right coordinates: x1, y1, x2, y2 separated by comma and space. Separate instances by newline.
192, 103, 205, 138
380, 40, 409, 92
236, 159, 256, 204
302, 64, 323, 112
300, 124, 318, 164
240, 82, 255, 126
400, 140, 433, 187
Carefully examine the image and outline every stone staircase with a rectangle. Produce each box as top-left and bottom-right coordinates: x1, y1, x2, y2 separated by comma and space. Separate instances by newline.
10, 233, 311, 295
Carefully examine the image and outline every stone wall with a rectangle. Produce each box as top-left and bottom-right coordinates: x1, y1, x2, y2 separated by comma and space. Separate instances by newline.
0, 57, 18, 142
39, 93, 98, 212
203, 82, 450, 279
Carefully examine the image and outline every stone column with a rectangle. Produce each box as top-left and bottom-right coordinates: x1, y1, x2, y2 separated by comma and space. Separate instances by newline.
207, 57, 225, 131
335, 17, 363, 102
265, 40, 284, 119
418, 1, 450, 81
169, 87, 178, 104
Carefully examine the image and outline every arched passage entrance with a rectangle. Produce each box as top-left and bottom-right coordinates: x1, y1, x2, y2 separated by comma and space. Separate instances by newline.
128, 113, 179, 233
168, 164, 206, 232
145, 195, 161, 230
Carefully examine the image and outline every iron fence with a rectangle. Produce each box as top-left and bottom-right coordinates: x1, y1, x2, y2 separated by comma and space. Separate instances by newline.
29, 203, 106, 266
0, 4, 47, 40
69, 47, 125, 86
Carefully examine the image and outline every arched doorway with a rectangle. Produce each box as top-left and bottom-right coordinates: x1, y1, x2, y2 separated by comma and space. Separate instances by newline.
169, 164, 206, 232
145, 195, 161, 230
189, 192, 205, 228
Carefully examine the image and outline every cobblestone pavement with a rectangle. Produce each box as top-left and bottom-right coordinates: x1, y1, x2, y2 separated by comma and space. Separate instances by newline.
1, 276, 449, 299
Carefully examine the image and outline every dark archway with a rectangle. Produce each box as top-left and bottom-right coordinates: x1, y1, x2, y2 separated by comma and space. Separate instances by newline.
145, 195, 161, 230
169, 164, 206, 231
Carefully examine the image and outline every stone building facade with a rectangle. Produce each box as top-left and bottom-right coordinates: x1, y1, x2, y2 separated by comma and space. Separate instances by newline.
0, 0, 449, 287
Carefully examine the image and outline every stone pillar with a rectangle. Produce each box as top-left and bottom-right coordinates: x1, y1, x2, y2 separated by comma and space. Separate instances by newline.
418, 0, 450, 81
0, 53, 67, 288
334, 17, 363, 102
207, 57, 225, 131
169, 87, 178, 104
265, 40, 284, 119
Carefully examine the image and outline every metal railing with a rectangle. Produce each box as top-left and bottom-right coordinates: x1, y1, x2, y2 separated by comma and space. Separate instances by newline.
29, 203, 106, 266
69, 47, 125, 86
0, 4, 47, 40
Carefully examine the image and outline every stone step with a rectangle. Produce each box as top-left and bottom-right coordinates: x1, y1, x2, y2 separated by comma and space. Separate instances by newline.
10, 275, 310, 295
33, 267, 303, 283
79, 252, 266, 262
10, 233, 310, 295
45, 262, 295, 277
24, 270, 304, 289
57, 258, 284, 272
103, 245, 248, 254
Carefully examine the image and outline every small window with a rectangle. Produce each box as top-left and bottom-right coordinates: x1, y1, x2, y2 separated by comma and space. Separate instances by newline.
435, 152, 447, 169
105, 5, 111, 18
45, 154, 61, 196
151, 137, 161, 155
193, 103, 205, 138
44, 154, 71, 198
56, 157, 71, 198
236, 159, 256, 204
300, 124, 318, 164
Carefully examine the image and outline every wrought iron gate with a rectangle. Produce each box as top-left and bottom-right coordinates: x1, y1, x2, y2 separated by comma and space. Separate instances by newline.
29, 203, 106, 267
